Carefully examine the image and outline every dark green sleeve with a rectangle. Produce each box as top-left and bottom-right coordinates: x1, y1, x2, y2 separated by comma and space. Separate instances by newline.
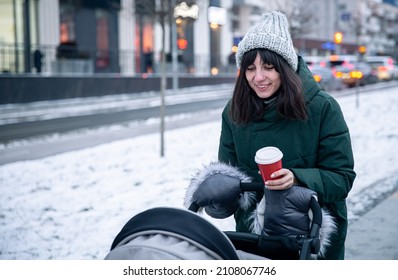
290, 97, 356, 205
218, 104, 238, 166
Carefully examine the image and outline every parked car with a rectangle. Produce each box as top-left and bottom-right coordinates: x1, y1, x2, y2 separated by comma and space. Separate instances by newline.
333, 62, 378, 87
365, 56, 398, 81
304, 55, 330, 68
352, 62, 379, 85
328, 54, 358, 68
333, 65, 360, 87
309, 65, 345, 91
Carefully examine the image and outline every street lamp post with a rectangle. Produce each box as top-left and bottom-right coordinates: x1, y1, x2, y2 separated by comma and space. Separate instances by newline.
171, 0, 179, 92
23, 0, 31, 73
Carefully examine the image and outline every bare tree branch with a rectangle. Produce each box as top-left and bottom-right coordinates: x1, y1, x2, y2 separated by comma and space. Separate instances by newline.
268, 0, 317, 39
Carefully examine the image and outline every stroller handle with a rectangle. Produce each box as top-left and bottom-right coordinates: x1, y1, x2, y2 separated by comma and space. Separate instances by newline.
188, 202, 200, 212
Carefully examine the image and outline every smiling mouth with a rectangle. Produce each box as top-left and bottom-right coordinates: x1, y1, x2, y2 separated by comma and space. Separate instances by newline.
255, 84, 270, 90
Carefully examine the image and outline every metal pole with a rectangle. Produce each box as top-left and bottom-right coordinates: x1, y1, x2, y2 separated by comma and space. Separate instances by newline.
355, 79, 360, 108
159, 1, 167, 157
23, 0, 31, 73
13, 0, 19, 73
171, 0, 179, 92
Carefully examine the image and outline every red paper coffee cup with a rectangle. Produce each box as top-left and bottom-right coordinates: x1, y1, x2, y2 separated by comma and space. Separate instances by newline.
255, 146, 283, 182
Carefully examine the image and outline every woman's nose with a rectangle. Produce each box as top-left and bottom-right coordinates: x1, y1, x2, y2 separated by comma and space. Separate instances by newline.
254, 69, 265, 81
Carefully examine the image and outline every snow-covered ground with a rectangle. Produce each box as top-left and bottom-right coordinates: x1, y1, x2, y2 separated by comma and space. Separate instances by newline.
1, 84, 398, 259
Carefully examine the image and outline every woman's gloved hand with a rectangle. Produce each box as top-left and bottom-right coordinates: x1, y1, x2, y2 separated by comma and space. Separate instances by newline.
191, 173, 242, 219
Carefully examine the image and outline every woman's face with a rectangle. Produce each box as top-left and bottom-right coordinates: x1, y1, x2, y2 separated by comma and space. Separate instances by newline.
245, 53, 281, 99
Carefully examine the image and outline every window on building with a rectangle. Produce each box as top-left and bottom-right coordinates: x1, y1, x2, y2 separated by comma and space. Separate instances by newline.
96, 9, 109, 68
59, 2, 76, 43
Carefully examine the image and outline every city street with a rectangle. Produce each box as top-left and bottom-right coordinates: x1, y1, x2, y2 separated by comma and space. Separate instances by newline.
0, 84, 233, 142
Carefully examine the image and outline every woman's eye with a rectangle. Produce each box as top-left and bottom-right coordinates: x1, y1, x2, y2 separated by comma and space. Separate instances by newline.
264, 65, 274, 70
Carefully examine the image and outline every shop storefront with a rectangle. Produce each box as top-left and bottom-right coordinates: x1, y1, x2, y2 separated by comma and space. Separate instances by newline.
0, 0, 38, 73
134, 0, 198, 74
0, 0, 120, 74
58, 0, 120, 73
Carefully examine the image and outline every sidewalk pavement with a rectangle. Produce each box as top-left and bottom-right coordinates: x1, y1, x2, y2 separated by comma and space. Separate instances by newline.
345, 190, 398, 260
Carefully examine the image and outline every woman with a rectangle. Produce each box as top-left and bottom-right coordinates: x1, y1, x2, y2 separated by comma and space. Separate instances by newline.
218, 11, 356, 259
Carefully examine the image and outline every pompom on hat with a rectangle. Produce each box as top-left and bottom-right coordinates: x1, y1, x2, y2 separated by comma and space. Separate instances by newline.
235, 11, 298, 71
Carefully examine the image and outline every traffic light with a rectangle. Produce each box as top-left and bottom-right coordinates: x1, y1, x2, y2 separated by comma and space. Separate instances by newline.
358, 45, 367, 54
177, 38, 188, 50
334, 32, 343, 44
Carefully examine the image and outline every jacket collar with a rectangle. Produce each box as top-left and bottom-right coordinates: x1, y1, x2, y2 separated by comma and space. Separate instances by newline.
296, 55, 322, 103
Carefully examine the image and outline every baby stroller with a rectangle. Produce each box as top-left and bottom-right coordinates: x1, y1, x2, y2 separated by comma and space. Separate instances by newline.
105, 162, 336, 260
105, 206, 246, 260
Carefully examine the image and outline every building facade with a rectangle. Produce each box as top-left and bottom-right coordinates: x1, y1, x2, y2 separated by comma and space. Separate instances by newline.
0, 0, 397, 76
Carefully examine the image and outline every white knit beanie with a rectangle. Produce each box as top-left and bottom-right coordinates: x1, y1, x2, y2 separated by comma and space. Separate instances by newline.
235, 11, 298, 71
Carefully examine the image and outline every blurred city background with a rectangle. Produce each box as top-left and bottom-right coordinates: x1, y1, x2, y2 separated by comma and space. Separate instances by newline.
0, 0, 398, 104
1, 1, 398, 260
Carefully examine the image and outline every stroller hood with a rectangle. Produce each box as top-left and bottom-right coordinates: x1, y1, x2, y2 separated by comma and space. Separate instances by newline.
105, 207, 240, 260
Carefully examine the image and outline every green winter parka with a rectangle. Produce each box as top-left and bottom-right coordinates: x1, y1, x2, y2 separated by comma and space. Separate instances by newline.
218, 56, 356, 260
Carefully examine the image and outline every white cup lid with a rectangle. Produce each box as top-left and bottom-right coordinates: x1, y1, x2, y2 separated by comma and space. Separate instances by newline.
255, 146, 283, 164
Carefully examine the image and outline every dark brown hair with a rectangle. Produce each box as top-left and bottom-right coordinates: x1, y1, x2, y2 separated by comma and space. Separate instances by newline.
230, 49, 307, 124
